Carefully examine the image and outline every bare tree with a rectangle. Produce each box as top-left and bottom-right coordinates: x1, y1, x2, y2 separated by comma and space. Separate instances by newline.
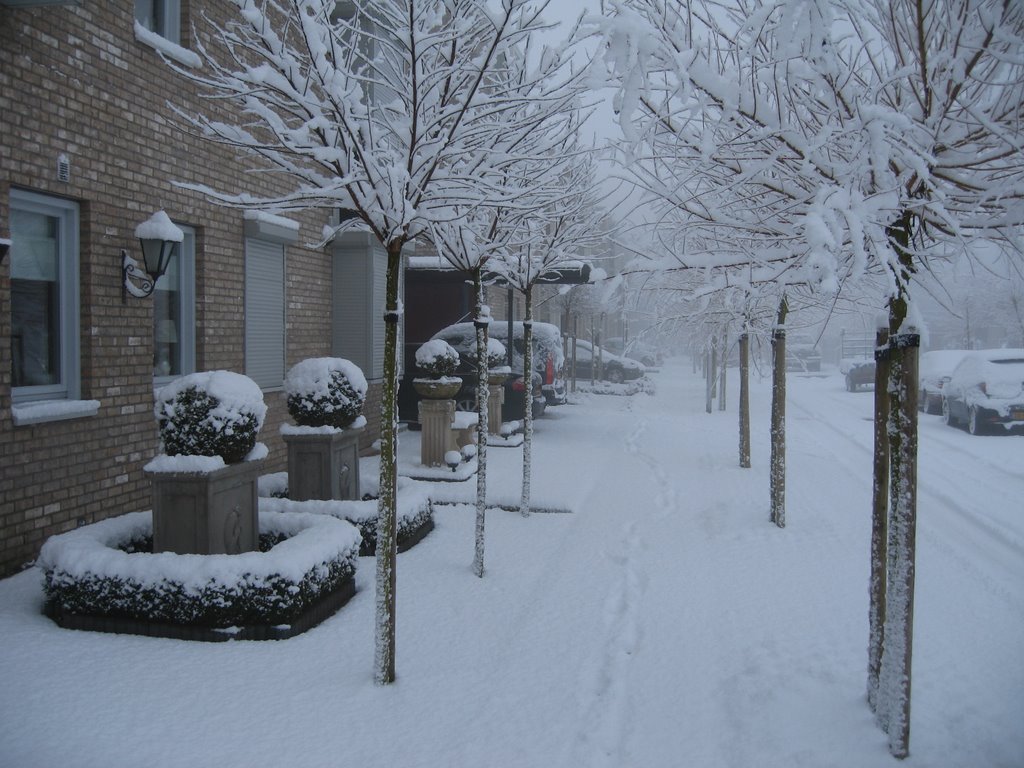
168, 0, 585, 684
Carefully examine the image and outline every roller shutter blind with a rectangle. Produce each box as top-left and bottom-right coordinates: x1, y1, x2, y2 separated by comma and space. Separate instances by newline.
245, 238, 285, 389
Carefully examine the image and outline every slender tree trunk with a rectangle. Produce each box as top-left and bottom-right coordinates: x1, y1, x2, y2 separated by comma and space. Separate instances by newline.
519, 287, 535, 517
879, 319, 920, 758
876, 215, 920, 759
472, 270, 489, 578
770, 297, 788, 528
373, 239, 404, 685
739, 331, 751, 468
710, 340, 718, 399
867, 326, 890, 713
705, 347, 714, 414
718, 330, 727, 411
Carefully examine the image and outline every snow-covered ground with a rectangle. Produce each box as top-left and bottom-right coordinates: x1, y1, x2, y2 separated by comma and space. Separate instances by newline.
1, 360, 1021, 767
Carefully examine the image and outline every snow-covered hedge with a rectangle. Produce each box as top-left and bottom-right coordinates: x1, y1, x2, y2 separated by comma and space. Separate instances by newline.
284, 357, 368, 429
260, 481, 434, 556
155, 371, 267, 464
416, 339, 460, 378
39, 510, 360, 628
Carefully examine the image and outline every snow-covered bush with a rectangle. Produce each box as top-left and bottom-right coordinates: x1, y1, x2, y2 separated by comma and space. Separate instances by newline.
284, 357, 368, 429
487, 337, 508, 371
39, 510, 361, 629
415, 339, 460, 378
155, 371, 266, 464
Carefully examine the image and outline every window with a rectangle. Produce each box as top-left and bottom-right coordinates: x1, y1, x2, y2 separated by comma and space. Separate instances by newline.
9, 190, 80, 404
135, 0, 180, 44
153, 225, 195, 384
245, 238, 286, 390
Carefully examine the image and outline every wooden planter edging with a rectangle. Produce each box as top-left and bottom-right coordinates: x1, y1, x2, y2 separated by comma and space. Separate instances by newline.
43, 577, 356, 642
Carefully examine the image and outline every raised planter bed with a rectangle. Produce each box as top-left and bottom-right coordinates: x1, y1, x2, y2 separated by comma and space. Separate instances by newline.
39, 509, 361, 642
260, 481, 434, 557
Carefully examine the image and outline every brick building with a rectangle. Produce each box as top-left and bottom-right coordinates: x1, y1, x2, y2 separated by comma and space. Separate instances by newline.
0, 2, 391, 576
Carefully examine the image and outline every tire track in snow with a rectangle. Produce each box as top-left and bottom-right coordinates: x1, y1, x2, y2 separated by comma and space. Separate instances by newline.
571, 408, 679, 767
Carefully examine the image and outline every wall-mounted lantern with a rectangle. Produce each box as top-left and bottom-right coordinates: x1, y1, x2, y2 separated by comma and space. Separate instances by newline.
123, 211, 184, 300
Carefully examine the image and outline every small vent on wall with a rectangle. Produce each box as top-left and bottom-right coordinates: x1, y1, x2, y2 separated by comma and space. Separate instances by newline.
57, 154, 70, 183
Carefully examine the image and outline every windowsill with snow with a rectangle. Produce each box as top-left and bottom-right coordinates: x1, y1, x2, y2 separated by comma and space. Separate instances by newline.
11, 399, 101, 427
133, 21, 202, 69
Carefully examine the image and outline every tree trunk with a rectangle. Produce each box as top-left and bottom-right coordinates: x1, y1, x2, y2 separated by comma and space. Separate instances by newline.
769, 297, 788, 528
876, 214, 920, 759
879, 323, 920, 759
373, 238, 403, 685
705, 348, 714, 413
739, 332, 751, 468
718, 331, 727, 411
472, 270, 489, 578
867, 326, 890, 713
710, 341, 718, 399
519, 287, 535, 517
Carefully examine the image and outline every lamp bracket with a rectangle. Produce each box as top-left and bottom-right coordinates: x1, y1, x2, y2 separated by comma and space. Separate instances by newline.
123, 249, 156, 301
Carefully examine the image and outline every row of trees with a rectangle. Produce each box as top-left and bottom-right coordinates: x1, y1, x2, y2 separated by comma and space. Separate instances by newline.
593, 0, 1022, 758
156, 0, 1020, 757
167, 0, 607, 684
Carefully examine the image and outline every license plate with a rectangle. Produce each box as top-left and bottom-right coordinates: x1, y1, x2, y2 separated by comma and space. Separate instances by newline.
1012, 410, 1024, 420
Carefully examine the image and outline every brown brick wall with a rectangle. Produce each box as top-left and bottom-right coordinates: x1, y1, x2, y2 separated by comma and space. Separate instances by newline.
0, 2, 372, 576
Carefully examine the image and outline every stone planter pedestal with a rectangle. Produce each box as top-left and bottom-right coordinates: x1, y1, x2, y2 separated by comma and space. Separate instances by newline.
283, 426, 364, 501
419, 398, 456, 467
487, 383, 505, 435
147, 458, 264, 555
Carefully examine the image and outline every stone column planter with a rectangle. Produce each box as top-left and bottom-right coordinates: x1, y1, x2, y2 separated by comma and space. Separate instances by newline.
146, 457, 264, 555
283, 425, 364, 501
418, 397, 456, 467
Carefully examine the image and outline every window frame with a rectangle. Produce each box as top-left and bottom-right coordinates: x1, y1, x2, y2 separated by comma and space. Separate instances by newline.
152, 224, 196, 389
134, 0, 181, 45
9, 189, 81, 406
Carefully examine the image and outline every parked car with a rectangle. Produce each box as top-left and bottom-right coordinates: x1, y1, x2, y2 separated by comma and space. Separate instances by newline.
605, 337, 663, 368
919, 349, 971, 415
484, 320, 567, 407
941, 349, 1024, 435
841, 359, 876, 391
787, 334, 822, 372
568, 339, 645, 384
399, 320, 565, 424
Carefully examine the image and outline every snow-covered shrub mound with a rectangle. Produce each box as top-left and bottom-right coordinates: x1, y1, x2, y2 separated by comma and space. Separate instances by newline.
39, 510, 360, 629
155, 371, 266, 463
284, 357, 368, 428
486, 337, 511, 375
416, 339, 460, 378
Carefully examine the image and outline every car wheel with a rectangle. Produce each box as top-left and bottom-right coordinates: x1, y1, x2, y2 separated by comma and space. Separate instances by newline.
607, 366, 625, 384
968, 406, 987, 436
846, 375, 856, 392
941, 397, 956, 427
455, 397, 476, 412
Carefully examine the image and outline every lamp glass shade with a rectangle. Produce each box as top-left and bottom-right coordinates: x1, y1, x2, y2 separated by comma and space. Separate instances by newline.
139, 238, 177, 281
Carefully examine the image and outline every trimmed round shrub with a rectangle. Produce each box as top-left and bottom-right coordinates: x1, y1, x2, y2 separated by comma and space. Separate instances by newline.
416, 339, 460, 378
487, 337, 508, 369
284, 357, 368, 428
155, 371, 266, 464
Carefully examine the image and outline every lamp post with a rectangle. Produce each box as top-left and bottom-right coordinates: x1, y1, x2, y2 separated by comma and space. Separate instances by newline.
123, 210, 184, 300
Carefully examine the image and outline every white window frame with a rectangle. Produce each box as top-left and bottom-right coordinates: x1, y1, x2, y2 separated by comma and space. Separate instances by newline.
9, 189, 80, 406
134, 0, 180, 45
152, 224, 196, 389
